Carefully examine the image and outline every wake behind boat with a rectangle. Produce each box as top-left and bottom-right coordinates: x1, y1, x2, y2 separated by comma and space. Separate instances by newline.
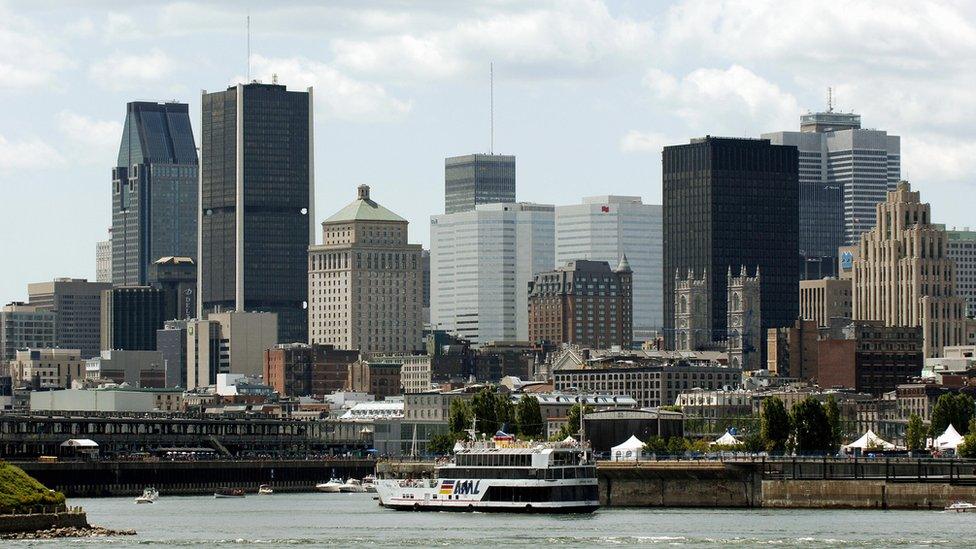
375, 437, 599, 513
134, 487, 158, 504
214, 487, 246, 498
946, 501, 976, 512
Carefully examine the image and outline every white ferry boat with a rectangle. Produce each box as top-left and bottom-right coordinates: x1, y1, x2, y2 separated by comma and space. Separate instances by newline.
375, 437, 599, 513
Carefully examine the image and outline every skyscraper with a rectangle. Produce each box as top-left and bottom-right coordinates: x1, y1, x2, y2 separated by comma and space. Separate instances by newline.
112, 102, 198, 286
945, 228, 976, 318
444, 154, 515, 214
96, 230, 112, 283
199, 82, 313, 344
28, 278, 111, 359
663, 137, 799, 365
764, 108, 900, 278
431, 202, 554, 345
555, 195, 662, 338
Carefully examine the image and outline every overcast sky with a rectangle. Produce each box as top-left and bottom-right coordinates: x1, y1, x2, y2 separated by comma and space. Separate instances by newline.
2, 0, 975, 301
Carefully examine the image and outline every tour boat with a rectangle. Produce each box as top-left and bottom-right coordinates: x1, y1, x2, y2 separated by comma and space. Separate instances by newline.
315, 478, 344, 493
214, 487, 246, 498
339, 478, 365, 493
258, 484, 274, 495
362, 475, 377, 493
375, 436, 599, 513
134, 487, 159, 504
945, 501, 976, 512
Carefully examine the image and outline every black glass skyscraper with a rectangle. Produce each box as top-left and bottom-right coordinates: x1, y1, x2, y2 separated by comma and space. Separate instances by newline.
112, 102, 198, 286
444, 154, 515, 214
662, 137, 799, 361
199, 82, 312, 344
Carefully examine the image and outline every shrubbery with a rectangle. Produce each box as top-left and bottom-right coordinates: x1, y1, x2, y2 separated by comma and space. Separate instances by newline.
0, 461, 66, 514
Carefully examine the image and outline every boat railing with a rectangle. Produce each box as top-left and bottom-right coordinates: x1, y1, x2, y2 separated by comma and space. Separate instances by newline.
396, 478, 437, 489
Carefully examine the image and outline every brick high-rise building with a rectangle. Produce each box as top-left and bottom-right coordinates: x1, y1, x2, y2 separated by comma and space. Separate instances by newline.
308, 185, 423, 355
263, 343, 359, 397
818, 320, 923, 395
527, 259, 633, 348
851, 181, 967, 357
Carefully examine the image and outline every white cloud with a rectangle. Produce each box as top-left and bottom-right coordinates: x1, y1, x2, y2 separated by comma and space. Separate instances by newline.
239, 55, 411, 122
902, 134, 976, 183
642, 65, 799, 134
88, 48, 175, 91
0, 7, 70, 89
57, 111, 122, 165
619, 130, 674, 154
105, 12, 141, 40
0, 134, 62, 172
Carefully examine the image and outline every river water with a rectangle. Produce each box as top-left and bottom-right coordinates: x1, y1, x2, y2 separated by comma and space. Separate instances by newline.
16, 493, 976, 547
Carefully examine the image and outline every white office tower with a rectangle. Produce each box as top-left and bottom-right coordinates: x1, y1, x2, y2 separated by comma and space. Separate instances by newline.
431, 203, 554, 346
95, 236, 112, 283
555, 196, 662, 340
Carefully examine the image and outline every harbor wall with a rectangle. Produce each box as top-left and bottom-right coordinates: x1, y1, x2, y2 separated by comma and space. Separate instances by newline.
0, 511, 88, 533
598, 461, 761, 508
762, 480, 976, 510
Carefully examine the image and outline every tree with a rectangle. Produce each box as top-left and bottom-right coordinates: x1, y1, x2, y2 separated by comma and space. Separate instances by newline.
930, 393, 976, 437
471, 387, 499, 436
666, 436, 688, 455
645, 435, 667, 454
824, 396, 842, 453
741, 431, 764, 453
516, 394, 544, 437
956, 393, 976, 435
494, 393, 516, 434
760, 397, 791, 454
791, 397, 832, 455
427, 433, 455, 456
557, 403, 593, 440
957, 419, 976, 458
448, 398, 472, 437
906, 413, 926, 452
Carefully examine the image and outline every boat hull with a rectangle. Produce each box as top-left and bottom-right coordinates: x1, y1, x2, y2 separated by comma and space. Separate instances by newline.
379, 501, 599, 513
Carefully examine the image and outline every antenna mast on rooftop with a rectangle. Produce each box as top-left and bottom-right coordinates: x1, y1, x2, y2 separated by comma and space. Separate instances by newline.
246, 14, 251, 82
827, 86, 833, 113
490, 62, 494, 155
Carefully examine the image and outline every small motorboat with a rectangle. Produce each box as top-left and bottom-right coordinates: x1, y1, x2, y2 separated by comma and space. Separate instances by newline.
135, 487, 159, 504
214, 487, 246, 498
361, 475, 377, 493
315, 478, 344, 493
258, 484, 274, 495
946, 501, 976, 512
339, 478, 365, 493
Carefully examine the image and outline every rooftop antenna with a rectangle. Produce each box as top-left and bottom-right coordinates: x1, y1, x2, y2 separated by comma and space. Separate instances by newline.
490, 62, 494, 155
246, 13, 251, 82
827, 87, 833, 113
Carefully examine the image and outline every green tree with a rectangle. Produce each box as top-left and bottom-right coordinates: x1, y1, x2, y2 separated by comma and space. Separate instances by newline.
957, 419, 976, 458
448, 398, 473, 437
930, 393, 976, 436
515, 394, 544, 437
906, 413, 926, 452
644, 435, 668, 454
427, 433, 455, 456
791, 397, 832, 455
956, 393, 976, 435
557, 403, 593, 440
760, 397, 791, 454
471, 387, 499, 436
494, 393, 516, 434
666, 436, 689, 455
824, 396, 842, 453
741, 431, 764, 453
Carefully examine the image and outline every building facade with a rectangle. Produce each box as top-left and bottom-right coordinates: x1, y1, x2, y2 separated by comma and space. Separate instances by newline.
726, 267, 762, 371
148, 256, 197, 322
0, 303, 55, 361
85, 350, 166, 388
764, 109, 900, 277
555, 196, 663, 337
10, 349, 84, 389
346, 361, 402, 399
444, 154, 515, 214
818, 320, 923, 395
430, 202, 554, 345
851, 182, 967, 357
663, 137, 799, 367
28, 278, 111, 359
945, 228, 976, 318
156, 320, 188, 388
112, 101, 198, 286
186, 311, 277, 390
527, 259, 633, 348
263, 342, 359, 397
199, 82, 312, 344
96, 234, 112, 283
100, 286, 166, 351
799, 278, 852, 327
309, 185, 423, 355
766, 319, 819, 379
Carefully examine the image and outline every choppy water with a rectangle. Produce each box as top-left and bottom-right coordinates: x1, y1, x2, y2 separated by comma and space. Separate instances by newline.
15, 492, 976, 547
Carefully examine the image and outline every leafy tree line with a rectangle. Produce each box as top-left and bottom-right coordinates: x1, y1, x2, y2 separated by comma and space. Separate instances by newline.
757, 395, 843, 455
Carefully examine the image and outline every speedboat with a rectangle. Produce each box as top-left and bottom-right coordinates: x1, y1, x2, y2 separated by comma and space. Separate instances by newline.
362, 475, 377, 493
258, 484, 274, 495
135, 487, 159, 504
946, 501, 976, 512
214, 487, 246, 498
339, 478, 365, 493
315, 478, 344, 493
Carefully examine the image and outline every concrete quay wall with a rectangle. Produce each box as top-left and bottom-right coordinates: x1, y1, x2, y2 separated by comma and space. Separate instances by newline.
763, 480, 976, 510
0, 511, 88, 533
598, 461, 761, 508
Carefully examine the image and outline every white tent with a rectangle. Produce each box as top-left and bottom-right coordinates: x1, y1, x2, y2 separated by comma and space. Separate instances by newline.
713, 431, 742, 447
60, 438, 98, 448
935, 424, 964, 450
842, 430, 897, 451
611, 435, 645, 461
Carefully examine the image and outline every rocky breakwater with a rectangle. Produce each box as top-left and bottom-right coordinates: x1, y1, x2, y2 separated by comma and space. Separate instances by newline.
2, 525, 137, 540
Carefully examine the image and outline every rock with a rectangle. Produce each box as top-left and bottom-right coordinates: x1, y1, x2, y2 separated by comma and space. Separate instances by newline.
0, 525, 136, 540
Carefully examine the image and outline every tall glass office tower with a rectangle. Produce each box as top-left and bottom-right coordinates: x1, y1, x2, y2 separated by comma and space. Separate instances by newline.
199, 82, 313, 345
444, 154, 515, 214
112, 102, 198, 285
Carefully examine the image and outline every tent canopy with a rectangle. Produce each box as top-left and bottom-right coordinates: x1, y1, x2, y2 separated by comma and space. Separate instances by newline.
843, 430, 896, 451
611, 435, 645, 461
935, 424, 964, 450
713, 431, 742, 446
61, 438, 98, 448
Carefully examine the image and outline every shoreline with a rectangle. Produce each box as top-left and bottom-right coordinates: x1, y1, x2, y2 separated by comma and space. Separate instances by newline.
1, 525, 136, 540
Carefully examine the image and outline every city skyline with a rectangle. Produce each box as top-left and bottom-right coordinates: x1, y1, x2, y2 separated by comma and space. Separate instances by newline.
2, 1, 975, 301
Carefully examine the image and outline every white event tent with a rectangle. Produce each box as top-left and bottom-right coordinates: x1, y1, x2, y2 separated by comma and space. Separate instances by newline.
934, 424, 964, 451
713, 431, 742, 447
842, 430, 897, 452
611, 435, 645, 461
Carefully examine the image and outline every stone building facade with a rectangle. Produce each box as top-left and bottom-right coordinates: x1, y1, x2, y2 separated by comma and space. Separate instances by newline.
726, 267, 761, 371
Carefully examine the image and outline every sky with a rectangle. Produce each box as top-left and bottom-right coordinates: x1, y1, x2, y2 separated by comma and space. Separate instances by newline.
1, 0, 975, 302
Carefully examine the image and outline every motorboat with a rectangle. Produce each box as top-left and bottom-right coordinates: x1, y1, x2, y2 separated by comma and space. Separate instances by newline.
362, 475, 377, 493
339, 478, 365, 493
258, 484, 274, 495
315, 478, 344, 493
214, 487, 246, 498
134, 487, 159, 504
946, 501, 976, 512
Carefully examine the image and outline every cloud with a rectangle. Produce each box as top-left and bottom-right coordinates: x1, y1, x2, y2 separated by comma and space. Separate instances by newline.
902, 134, 976, 183
0, 134, 63, 172
239, 55, 411, 122
642, 65, 799, 134
0, 7, 70, 89
619, 130, 675, 154
105, 12, 141, 40
88, 48, 175, 91
57, 111, 122, 165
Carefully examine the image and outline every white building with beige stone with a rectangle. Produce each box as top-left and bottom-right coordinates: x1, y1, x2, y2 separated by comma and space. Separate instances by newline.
308, 185, 423, 356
